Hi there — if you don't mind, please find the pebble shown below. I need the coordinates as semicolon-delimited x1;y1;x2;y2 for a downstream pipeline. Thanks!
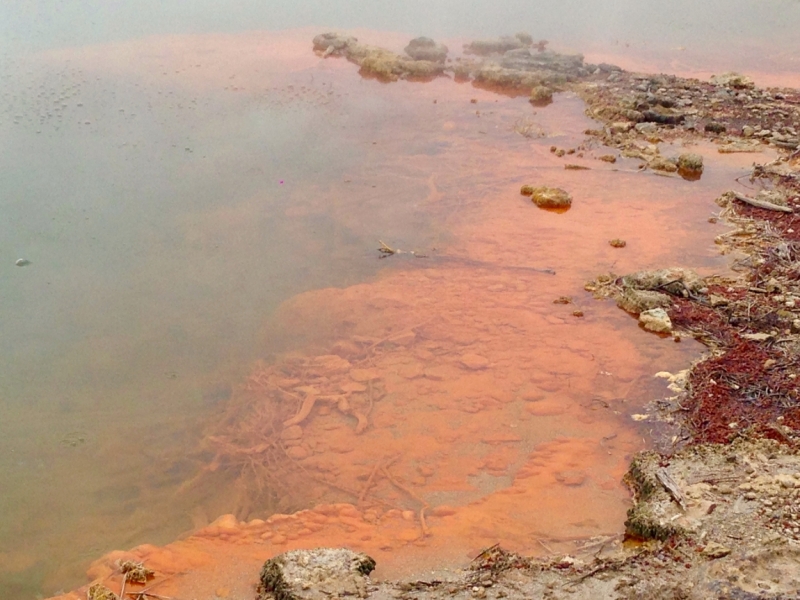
286;446;309;460
639;308;673;333
281;425;304;441
349;368;381;382
459;353;489;370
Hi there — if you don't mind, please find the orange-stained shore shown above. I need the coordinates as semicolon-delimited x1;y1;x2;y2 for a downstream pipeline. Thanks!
37;29;790;600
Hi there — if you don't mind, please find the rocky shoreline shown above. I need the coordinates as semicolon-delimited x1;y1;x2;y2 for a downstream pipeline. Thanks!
71;33;800;600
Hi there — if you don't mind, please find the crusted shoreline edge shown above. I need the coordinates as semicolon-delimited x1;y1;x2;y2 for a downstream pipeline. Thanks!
73;33;800;600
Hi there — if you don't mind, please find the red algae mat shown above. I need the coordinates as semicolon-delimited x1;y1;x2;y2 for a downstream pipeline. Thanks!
41;30;781;600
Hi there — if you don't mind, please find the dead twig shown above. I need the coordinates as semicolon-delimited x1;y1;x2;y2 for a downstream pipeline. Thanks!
656;468;687;511
381;464;431;536
730;190;793;213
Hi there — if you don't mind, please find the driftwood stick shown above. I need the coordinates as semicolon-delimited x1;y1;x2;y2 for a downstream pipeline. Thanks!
358;461;382;504
730;190;793;213
381;465;431;537
656;468;687;511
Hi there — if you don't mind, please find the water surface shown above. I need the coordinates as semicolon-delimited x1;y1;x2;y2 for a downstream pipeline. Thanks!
1;4;799;598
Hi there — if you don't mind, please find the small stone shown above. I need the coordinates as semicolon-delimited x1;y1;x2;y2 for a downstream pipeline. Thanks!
340;381;367;393
704;122;727;134
527;186;572;209
708;294;729;307
554;470;587;487
555;556;576;568
702;542;732;559
257;548;376;600
529;85;553;105
404;37;448;63
599;154;617;163
350;368;381;382
609;122;633;134
609;238;626;248
711;72;754;89
648;156;678;172
742;125;755;137
286;446;309;460
459;353;489;370
639;308;673;333
617;289;670;314
15;258;31;267
677;152;703;175
635;122;658;135
281;425;304;441
212;513;239;529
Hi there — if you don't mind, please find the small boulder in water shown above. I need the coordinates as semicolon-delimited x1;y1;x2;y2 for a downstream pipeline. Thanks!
257;548;376;600
677;152;704;179
639;308;673;334
521;185;572;209
404;37;448;63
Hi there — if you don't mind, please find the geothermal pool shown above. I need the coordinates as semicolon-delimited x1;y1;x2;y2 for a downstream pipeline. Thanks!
1;4;799;598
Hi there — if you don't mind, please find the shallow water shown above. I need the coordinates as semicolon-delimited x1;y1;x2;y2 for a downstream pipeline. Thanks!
0;5;799;598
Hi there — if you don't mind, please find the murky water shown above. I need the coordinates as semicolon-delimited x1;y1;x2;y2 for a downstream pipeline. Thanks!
1;4;799;599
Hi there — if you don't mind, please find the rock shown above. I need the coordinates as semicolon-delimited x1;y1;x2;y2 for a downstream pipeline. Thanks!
701;542;732;559
87;584;118;600
404;37;448;63
704;121;727;134
286;446;309;460
677;152;703;175
617;289;671;314
742;125;755;137
459;353;489;370
621;267;703;295
635;122;659;135
641;107;685;125
711;72;754;89
776;474;797;489
257;548;376;600
15;258;30;267
312;32;358;56
339;381;367;393
648;156;678;172
527;186;572;209
313;32;444;81
211;513;239;529
639;308;673;333
350;368;381;382
708;294;729;307
555;469;587;487
464;34;529;56
313;354;352;373
609;122;633;134
281;425;304;441
609;238;627;248
529;85;553;105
